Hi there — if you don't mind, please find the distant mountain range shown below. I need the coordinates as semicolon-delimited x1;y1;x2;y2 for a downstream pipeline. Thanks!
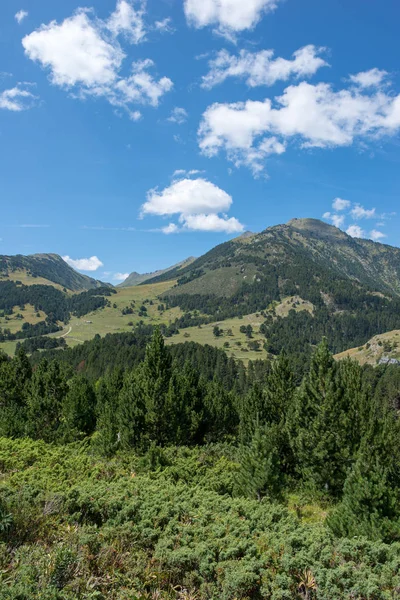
0;253;110;292
118;257;196;287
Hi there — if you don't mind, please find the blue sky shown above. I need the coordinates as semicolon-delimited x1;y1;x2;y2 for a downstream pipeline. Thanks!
1;0;399;282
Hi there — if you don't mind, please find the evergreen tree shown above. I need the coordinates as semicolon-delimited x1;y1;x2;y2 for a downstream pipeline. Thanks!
117;370;146;451
238;382;265;443
94;375;121;456
138;327;172;444
289;339;347;495
236;423;283;501
61;376;96;441
26;359;68;442
328;406;400;541
204;381;239;441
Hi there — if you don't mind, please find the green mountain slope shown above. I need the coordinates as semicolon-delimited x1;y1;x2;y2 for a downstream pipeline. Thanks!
149;218;400;297
119;257;196;287
0;253;110;292
144;218;400;360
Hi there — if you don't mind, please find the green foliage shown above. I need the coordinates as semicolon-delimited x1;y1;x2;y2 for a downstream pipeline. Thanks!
1;438;400;599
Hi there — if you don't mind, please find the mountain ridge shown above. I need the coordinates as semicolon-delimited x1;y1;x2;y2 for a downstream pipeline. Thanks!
0;253;110;292
119;257;196;287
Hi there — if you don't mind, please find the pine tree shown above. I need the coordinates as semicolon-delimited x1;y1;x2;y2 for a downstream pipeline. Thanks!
138;327;172;444
0;349;31;437
61;376;96;441
328;409;400;541
117;370;146;450
26;359;68;442
236;423;283;501
289;339;347;495
94;377;120;456
238;382;265;443
264;352;295;425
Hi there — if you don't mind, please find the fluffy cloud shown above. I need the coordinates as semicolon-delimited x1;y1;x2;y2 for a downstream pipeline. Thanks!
15;10;28;24
0;84;37;111
346;225;365;238
168;107;188;124
162;223;180;234
202;45;328;89
332;198;351;211
184;0;281;35
23;11;124;88
142;178;233;216
22;3;172;116
142;177;243;234
199;79;400;173
323;212;345;228
350;68;388;89
369;229;387;241
113;272;129;281
107;0;146;43
182;213;244;233
63;255;104;271
350;204;376;219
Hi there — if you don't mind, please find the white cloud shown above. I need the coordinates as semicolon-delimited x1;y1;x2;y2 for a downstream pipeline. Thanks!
142;177;243;234
202;45;328;89
0;84;37;111
331;214;345;228
332;197;350;211
350;68;388;89
142;178;233;216
15;10;28;24
162;223;179;234
22;4;172;116
107;0;146;44
369;229;387;242
168;107;188;124
184;0;282;35
346;225;365;238
350;204;376;219
199;79;400;174
113;272;130;280
23;11;124;88
181;213;244;233
172;169;204;178
154;18;174;33
62;255;104;271
322;212;345;229
111;59;173;108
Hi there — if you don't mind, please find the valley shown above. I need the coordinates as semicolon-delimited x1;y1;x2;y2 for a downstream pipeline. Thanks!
2;218;400;367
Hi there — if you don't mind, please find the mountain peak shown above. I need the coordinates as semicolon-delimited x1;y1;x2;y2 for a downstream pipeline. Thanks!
285;218;347;239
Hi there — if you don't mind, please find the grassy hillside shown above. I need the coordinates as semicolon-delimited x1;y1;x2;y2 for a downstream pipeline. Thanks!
335;329;400;365
166;296;313;363
0;253;109;291
0;280;181;354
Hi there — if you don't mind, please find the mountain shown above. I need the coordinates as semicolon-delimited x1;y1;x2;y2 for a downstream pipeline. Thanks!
0;253;110;292
146;218;400;297
144;218;400;359
119;257;196;287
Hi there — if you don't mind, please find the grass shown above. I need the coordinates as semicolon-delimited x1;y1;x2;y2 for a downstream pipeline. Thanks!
0;269;66;291
335;329;400;365
0;304;46;334
52;281;183;346
0;291;315;363
166;312;269;363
